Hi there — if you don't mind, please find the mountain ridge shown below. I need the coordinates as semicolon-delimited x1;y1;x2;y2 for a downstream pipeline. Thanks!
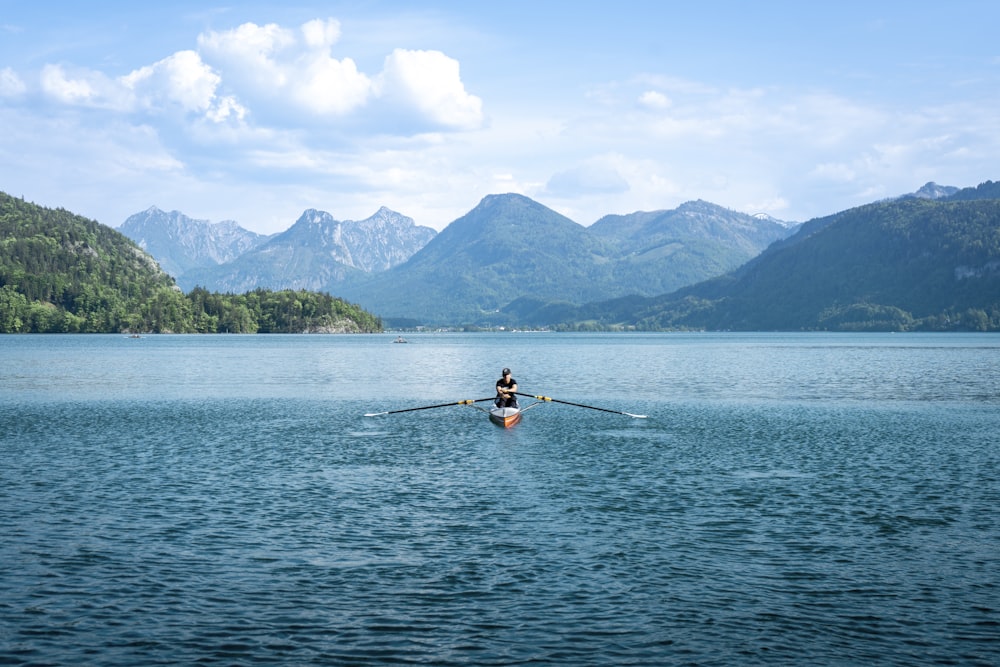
118;206;272;278
554;185;1000;331
135;206;437;292
336;193;620;323
121;192;796;325
107;180;998;330
335;193;797;324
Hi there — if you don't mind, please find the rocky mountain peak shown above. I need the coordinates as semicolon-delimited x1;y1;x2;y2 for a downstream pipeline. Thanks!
908;182;960;200
295;209;336;225
118;207;270;278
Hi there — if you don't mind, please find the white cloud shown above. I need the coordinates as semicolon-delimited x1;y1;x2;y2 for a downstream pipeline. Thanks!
205;95;248;124
197;19;372;119
36;52;244;126
197;21;296;91
39;65;89;103
301;18;341;49
375;49;483;129
638;90;671;109
292;52;371;116
0;66;26;96
193;19;480;127
16;17;483;140
40;64;129;109
123;50;224;114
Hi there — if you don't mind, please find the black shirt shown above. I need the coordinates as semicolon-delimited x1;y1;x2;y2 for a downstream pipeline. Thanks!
497;376;516;392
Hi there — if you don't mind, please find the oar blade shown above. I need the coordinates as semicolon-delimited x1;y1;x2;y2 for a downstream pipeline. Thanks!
364;397;496;417
515;392;646;419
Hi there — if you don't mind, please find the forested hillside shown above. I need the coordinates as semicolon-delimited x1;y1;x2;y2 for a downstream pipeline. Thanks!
560;194;1000;331
0;192;381;333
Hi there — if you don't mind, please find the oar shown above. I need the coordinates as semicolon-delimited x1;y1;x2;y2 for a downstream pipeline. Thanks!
365;398;495;417
515;392;647;418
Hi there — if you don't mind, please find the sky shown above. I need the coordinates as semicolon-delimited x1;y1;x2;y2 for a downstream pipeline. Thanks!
2;1;998;233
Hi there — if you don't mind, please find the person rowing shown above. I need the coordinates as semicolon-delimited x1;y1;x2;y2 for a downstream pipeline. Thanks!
365;367;645;420
495;367;519;408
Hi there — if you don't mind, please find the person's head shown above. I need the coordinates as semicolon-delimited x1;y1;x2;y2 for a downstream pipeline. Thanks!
502;368;511;378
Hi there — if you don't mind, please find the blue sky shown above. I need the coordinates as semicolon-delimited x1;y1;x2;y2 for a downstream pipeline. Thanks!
2;1;998;233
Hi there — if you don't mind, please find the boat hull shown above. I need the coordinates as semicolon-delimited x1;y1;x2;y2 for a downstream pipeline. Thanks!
489;406;521;428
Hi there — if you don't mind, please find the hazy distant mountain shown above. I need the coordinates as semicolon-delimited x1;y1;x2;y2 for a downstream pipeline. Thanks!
589;199;796;291
562;193;1000;331
179;206;435;292
337;194;798;325
118;207;271;278
279;207;436;273
591;199;794;242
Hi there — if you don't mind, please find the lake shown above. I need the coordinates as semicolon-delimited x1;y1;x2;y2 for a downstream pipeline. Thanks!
1;332;998;665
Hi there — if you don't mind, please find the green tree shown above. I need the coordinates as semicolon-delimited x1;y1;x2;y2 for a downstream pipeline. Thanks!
0;284;27;332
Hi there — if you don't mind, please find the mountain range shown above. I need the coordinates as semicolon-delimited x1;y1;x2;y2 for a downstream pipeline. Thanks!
6;179;999;332
120;206;436;293
118;195;796;325
556;180;1000;331
108;179;1000;330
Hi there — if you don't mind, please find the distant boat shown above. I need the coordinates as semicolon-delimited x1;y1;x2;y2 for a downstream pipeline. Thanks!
393;336;409;343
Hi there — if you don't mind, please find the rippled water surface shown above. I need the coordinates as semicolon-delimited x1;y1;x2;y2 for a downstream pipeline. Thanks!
2;333;998;665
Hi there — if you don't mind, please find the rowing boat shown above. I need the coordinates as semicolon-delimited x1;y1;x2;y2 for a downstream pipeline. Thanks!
365;392;645;424
489;406;522;428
